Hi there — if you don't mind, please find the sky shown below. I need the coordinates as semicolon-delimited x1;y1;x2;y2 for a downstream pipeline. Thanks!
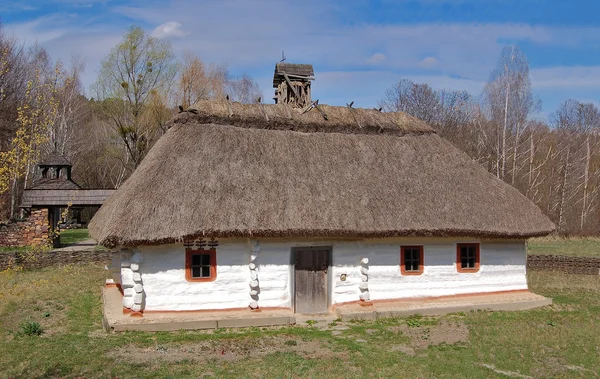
2;0;600;120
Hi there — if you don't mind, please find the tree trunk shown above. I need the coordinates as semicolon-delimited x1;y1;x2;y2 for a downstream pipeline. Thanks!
511;121;521;185
581;134;590;231
558;146;570;232
501;71;510;180
528;134;534;189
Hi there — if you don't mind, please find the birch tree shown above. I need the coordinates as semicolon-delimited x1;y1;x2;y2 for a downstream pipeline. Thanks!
228;73;262;104
483;45;538;181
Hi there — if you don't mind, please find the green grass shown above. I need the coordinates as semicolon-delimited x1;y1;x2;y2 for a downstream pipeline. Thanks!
528;236;600;257
59;228;90;246
0;246;28;253
1;263;599;378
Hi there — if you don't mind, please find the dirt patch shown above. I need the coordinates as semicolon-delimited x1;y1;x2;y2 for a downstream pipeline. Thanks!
108;335;345;363
479;363;532;379
550;304;578;312
386;320;469;349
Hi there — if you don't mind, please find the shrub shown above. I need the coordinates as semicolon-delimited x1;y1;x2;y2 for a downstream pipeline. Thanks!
19;321;44;336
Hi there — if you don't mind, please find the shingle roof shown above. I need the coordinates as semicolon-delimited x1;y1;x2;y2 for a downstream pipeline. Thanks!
21;189;116;207
28;178;81;190
273;63;314;87
38;151;72;167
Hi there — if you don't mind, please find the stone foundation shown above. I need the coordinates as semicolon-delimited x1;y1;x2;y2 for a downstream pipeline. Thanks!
0;208;50;247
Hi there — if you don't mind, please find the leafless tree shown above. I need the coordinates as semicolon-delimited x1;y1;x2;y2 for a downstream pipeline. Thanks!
228;73;261;104
483;45;540;181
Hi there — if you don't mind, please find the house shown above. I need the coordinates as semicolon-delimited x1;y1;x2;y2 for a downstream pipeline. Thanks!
88;64;555;316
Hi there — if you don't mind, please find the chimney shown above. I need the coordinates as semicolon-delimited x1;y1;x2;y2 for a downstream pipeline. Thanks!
272;63;314;108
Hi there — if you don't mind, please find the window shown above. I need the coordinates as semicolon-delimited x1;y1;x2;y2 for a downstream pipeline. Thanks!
456;243;480;273
401;246;424;275
185;249;217;282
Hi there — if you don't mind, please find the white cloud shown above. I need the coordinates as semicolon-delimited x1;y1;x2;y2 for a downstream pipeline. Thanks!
4;0;600;114
531;66;600;89
367;53;386;64
419;56;438;68
314;70;485;107
151;22;186;39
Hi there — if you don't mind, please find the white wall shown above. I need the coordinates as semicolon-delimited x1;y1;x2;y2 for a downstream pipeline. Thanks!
139;242;249;311
133;238;527;312
138;240;293;311
330;239;527;305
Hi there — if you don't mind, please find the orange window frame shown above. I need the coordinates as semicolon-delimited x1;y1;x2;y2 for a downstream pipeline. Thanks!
400;246;424;275
185;249;217;282
456;243;480;273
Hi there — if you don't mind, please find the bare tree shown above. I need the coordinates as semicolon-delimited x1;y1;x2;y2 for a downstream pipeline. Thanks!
551;100;600;232
228;73;261;104
379;79;439;124
177;52;229;108
483;45;539;181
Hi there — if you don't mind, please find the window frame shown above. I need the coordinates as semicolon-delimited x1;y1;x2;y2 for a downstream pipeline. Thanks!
456;243;480;273
400;245;424;276
185;249;217;282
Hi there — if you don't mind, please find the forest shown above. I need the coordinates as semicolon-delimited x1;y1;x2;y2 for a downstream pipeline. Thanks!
1;23;598;235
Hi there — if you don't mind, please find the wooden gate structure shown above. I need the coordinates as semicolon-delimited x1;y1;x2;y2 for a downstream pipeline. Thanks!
20;152;115;247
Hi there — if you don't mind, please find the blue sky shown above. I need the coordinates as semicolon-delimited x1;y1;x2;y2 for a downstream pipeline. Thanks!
2;0;600;120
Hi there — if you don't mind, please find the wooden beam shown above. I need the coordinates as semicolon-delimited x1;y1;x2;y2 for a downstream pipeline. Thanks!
314;101;329;121
282;72;301;100
286;74;315;81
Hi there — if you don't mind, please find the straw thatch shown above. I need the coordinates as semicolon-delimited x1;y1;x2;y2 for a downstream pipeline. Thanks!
89;102;555;248
176;100;435;136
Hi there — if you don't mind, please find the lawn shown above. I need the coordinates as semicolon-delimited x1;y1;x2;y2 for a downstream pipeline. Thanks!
0;262;599;378
59;228;90;246
528;236;600;257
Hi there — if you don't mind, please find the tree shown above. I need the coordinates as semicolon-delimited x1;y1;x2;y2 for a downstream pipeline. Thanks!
0;22;29;149
379;79;439;124
228;73;262;104
47;57;89;158
93;26;177;170
551;100;600;232
177;52;228;108
0;63;60;202
483;45;540;181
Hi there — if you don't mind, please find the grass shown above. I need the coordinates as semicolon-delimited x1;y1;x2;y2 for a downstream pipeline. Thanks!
59;228;90;246
528;236;600;257
0;246;28;253
1;263;599;378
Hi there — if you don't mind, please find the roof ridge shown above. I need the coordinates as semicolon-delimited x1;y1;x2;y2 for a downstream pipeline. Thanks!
173;100;436;137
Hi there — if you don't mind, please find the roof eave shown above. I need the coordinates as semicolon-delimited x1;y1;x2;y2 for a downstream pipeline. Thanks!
94;227;556;249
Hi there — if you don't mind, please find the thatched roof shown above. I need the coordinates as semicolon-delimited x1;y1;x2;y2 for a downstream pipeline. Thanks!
177;100;434;136
89;101;555;248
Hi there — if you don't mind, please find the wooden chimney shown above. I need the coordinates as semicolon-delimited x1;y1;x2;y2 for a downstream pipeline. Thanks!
273;63;314;108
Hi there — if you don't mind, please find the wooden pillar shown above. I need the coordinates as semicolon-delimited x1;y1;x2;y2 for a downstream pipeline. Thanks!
48;206;61;248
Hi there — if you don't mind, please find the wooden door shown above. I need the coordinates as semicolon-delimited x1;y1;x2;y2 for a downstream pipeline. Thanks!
294;247;330;314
